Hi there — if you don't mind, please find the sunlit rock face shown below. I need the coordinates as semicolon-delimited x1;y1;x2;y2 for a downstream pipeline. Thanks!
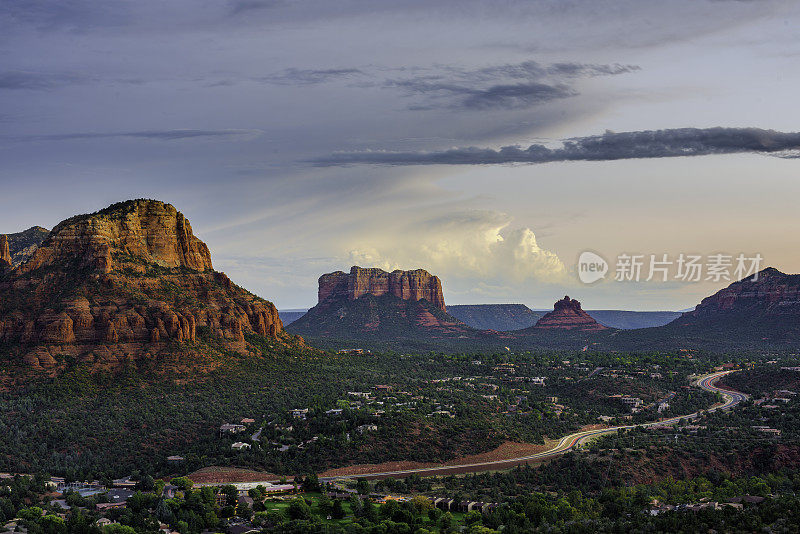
0;199;292;371
318;266;447;312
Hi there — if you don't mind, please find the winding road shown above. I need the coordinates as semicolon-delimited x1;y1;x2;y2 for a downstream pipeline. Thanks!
323;369;748;481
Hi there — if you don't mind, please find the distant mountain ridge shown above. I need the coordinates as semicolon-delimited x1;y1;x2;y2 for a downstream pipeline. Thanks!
605;267;800;350
280;305;685;330
5;226;49;267
278;309;308;325
447;304;544;331
588;310;682;329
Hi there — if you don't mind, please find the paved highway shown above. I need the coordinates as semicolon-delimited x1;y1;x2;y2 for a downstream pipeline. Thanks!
323;369;747;481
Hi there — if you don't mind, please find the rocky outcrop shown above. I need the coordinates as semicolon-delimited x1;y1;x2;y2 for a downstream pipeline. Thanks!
318;266;447;312
0;199;297;371
18;200;212;275
288;266;479;340
5;226;49;267
675;267;800;324
533;296;608;331
0;234;10;270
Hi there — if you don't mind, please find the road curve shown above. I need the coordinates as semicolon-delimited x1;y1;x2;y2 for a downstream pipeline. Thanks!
323;369;747;481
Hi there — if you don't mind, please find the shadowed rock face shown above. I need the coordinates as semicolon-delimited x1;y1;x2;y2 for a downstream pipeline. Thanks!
675;267;800;323
534;296;608;331
318;266;447;312
0;199;293;371
4;226;49;267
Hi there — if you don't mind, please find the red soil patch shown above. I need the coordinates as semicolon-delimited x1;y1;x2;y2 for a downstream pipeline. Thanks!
320;440;554;478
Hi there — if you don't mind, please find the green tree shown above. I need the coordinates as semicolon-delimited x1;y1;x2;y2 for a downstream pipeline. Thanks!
318;494;333;516
465;510;482;525
331;499;346;520
356;479;371;495
440;511;453;531
170;477;193;491
221;485;238;506
288;497;312;521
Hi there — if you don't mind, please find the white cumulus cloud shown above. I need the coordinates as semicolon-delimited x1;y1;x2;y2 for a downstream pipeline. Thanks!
343;210;567;299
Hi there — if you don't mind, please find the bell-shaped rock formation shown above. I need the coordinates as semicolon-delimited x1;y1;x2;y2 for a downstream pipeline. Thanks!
533;296;608;331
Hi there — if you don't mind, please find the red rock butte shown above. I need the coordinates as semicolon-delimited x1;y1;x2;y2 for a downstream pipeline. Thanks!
318;266;447;312
0;199;294;370
534;295;608;331
675;267;800;323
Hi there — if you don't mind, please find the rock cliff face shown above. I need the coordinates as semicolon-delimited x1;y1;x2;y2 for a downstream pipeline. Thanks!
318;266;446;312
5;226;49;267
0;199;296;371
534;296;608;331
0;234;10;270
18;200;212;275
674;267;800;324
605;267;800;350
288;266;475;341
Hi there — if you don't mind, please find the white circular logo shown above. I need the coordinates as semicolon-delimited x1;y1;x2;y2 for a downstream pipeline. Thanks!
577;251;608;284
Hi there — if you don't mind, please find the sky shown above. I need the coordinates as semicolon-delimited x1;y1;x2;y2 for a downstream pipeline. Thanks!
1;0;799;311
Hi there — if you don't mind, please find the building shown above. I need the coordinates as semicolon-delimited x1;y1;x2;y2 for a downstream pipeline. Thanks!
196;482;294;496
291;408;309;419
356;424;378;434
620;396;643;410
220;423;246;434
231;442;251;450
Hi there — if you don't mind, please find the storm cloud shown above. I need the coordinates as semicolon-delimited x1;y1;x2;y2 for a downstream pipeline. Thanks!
387;60;637;110
314;127;800;165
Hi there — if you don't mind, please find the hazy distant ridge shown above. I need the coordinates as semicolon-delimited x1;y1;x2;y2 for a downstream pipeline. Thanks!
281;305;682;330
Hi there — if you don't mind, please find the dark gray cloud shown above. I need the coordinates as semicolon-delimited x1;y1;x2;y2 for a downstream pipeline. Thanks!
462;60;639;82
12;129;263;142
228;0;282;15
462;83;575;110
0;71;92;90
387;60;637;110
0;71;151;90
313;127;800;165
389;78;576;110
257;68;364;86
0;0;130;31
